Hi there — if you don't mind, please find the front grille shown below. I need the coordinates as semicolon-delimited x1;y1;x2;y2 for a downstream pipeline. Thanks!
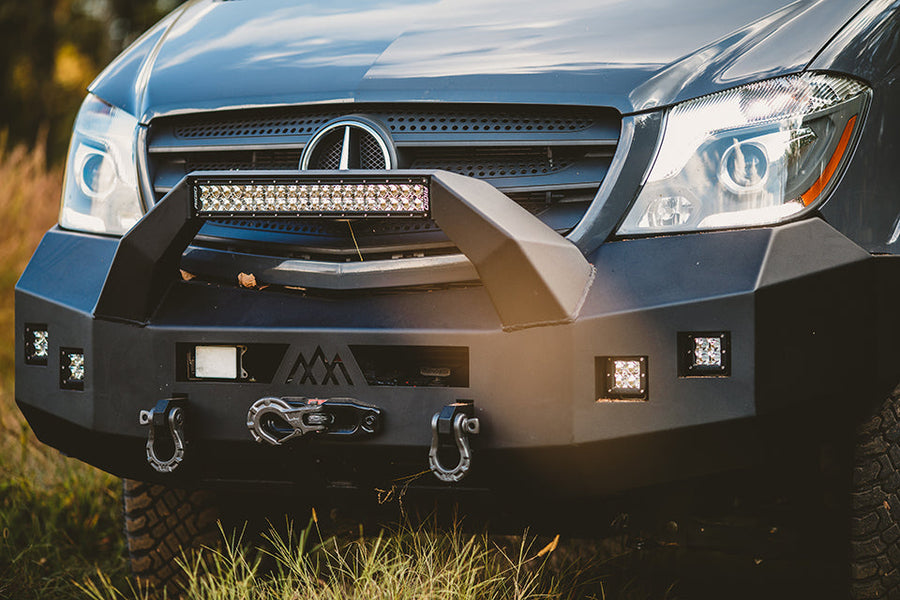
146;104;620;261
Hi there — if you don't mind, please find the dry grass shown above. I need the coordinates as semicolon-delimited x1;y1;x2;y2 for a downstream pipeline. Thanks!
0;135;63;463
0;135;62;375
80;519;585;600
0;138;129;599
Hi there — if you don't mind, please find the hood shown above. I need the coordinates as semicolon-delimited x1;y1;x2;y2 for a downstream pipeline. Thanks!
90;0;868;121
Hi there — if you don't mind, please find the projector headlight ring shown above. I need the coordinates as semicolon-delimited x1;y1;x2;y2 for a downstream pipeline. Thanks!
617;73;870;235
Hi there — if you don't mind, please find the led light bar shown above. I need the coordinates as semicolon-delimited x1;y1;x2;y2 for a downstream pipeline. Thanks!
193;176;430;218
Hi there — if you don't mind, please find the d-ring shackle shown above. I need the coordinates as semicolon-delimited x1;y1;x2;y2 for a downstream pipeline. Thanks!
139;398;187;473
429;402;480;483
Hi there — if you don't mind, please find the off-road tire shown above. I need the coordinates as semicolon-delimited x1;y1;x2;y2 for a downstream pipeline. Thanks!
122;479;220;591
851;385;900;598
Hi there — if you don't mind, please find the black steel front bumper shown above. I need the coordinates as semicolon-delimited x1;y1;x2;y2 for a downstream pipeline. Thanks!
15;171;900;499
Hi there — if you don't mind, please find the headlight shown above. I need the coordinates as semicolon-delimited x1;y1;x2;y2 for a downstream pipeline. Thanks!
617;73;870;235
59;94;143;235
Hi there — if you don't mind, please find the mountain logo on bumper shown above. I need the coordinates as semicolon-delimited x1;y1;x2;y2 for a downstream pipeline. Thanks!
285;347;353;386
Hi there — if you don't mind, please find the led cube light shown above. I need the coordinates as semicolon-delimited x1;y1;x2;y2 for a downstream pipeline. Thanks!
596;356;648;402
60;347;85;390
693;337;721;366
613;359;644;391
678;332;730;377
24;323;49;365
193;176;430;218
68;353;84;379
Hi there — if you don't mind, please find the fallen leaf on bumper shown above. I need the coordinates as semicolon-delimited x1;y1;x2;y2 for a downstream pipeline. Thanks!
238;272;257;288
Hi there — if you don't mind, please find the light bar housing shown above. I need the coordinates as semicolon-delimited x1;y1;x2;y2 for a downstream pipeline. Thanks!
95;170;594;330
193;174;430;218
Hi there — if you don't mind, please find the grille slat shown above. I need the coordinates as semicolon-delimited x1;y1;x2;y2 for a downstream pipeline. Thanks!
171;107;604;140
146;103;620;262
411;147;576;178
151;148;609;196
149;105;619;151
175;114;332;139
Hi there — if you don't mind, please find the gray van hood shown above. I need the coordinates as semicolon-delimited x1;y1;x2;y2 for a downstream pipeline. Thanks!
90;0;868;120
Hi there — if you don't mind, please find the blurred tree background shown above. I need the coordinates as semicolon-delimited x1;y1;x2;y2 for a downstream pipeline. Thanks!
0;0;182;163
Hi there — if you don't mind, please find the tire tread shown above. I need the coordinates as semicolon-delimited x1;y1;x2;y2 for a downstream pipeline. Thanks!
122;479;219;592
852;386;900;598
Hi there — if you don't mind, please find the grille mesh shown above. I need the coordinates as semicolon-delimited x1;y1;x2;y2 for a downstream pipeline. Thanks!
308;130;343;170
167;147;581;183
172;106;598;140
386;111;593;133
360;134;385;169
411;148;575;178
210;218;442;236
175;114;332;139
300;128;390;170
163;147;584;184
185;150;302;172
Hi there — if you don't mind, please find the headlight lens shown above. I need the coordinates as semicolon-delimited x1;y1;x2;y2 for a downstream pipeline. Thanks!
59;94;143;235
617;73;870;235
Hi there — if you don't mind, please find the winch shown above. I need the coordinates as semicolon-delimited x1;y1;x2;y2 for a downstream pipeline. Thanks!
246;396;383;444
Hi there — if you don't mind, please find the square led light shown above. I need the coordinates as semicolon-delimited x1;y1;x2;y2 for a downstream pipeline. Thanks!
59;347;85;390
24;323;49;365
68;353;84;379
193;345;242;380
596;356;648;402
693;337;721;367
193;176;430;218
678;332;730;377
614;360;643;390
